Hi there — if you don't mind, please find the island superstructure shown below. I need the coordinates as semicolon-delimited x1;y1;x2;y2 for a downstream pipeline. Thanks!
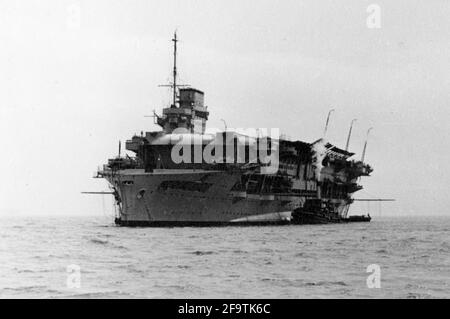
96;33;373;226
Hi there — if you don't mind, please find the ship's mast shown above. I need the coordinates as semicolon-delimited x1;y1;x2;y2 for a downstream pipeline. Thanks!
172;31;178;108
323;108;335;138
157;32;187;108
361;127;373;162
345;119;357;152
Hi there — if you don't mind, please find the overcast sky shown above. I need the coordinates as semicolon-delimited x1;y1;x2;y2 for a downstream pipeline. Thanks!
1;0;449;216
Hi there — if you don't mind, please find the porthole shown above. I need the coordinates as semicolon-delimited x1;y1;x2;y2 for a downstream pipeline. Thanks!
136;188;146;199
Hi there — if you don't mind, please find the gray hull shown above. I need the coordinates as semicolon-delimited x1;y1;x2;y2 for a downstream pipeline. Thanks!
106;169;298;225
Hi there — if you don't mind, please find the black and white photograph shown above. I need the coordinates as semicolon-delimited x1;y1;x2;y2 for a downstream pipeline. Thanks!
0;0;449;302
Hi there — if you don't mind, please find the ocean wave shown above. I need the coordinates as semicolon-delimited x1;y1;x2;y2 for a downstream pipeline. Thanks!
176;265;191;269
87;238;128;250
89;238;109;245
58;291;134;299
190;250;215;256
1;285;47;292
232;249;248;254
405;292;434;299
304;281;348;287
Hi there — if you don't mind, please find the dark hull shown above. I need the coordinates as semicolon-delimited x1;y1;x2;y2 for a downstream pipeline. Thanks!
346;215;372;223
114;218;291;227
291;211;371;225
114;215;370;227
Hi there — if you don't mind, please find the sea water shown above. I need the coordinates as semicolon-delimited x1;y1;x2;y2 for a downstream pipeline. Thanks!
0;215;448;298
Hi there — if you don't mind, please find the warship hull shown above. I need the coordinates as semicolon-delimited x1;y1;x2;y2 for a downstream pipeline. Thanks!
102;168;365;226
105;169;307;226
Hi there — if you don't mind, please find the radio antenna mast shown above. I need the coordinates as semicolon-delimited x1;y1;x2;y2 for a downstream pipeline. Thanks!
345;119;357;151
172;31;178;108
361;127;373;162
158;31;189;109
323;108;335;138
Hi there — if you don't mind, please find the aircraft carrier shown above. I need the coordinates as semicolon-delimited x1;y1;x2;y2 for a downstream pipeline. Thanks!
94;33;374;226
